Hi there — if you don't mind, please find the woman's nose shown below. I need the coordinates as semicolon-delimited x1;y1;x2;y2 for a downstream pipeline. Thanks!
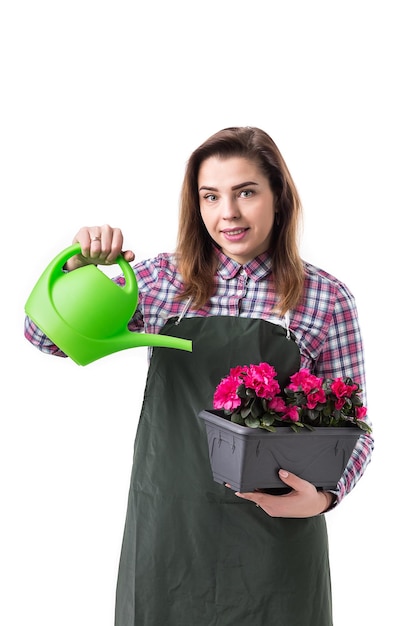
222;197;240;220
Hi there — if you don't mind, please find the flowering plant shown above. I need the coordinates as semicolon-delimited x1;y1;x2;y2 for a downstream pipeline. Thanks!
213;362;372;434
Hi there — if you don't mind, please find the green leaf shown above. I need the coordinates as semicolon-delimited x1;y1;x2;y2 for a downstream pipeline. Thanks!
245;416;261;428
307;409;319;420
261;414;276;427
231;412;245;425
250;401;264;418
323;404;332;417
241;405;252;419
356;420;372;433
261;424;277;432
237;384;247;399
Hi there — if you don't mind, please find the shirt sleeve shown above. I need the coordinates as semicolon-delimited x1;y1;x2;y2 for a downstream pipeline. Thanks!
314;284;374;506
24;315;67;357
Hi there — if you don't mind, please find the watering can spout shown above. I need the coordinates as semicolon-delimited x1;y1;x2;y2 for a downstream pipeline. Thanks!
25;243;192;365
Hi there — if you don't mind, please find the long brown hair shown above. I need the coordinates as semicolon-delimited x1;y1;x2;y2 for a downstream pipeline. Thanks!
176;127;304;315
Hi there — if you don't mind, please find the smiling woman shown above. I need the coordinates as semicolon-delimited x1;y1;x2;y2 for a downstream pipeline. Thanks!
198;155;277;264
24;126;373;626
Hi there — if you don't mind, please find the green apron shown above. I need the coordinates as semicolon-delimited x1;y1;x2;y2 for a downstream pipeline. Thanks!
115;316;332;626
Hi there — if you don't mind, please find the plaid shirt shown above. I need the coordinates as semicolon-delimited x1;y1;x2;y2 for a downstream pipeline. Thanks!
25;249;373;504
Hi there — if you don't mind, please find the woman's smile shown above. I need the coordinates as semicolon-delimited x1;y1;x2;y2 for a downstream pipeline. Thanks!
221;227;250;241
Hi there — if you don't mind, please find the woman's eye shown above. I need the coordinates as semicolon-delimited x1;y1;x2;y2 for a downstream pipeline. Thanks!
204;193;217;202
240;189;253;198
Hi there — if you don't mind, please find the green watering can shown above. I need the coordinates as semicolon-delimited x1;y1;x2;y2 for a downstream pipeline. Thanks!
25;243;192;365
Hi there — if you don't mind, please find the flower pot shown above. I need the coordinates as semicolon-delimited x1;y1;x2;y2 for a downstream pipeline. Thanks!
198;409;362;492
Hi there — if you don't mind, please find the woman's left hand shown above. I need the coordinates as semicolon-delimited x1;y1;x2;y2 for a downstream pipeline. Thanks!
230;469;335;517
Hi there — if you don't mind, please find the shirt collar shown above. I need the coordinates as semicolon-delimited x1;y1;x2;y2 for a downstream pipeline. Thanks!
214;248;273;281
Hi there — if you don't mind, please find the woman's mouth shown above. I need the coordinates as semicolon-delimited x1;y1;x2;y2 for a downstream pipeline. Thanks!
221;228;249;241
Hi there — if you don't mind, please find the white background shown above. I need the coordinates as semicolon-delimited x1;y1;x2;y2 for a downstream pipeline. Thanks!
1;1;415;624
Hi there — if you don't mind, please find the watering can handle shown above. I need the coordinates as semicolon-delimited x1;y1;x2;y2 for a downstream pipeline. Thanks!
51;242;138;293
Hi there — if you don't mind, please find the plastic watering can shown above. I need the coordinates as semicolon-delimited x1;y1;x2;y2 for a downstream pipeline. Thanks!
25;243;192;365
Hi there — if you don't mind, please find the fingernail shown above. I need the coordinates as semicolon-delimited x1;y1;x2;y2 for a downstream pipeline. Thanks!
279;469;289;478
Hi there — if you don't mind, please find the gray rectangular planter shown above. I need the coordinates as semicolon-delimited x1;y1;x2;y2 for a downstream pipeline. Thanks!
199;409;362;492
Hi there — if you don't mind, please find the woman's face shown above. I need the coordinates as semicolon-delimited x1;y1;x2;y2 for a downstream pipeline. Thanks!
198;155;276;265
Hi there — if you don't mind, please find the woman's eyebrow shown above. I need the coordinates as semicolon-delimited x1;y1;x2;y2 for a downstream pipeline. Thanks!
231;181;258;190
199;181;259;192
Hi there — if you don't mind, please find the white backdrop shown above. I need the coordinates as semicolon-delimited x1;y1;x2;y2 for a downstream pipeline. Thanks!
1;1;415;624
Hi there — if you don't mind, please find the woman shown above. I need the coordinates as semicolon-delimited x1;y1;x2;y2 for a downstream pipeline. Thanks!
25;127;374;625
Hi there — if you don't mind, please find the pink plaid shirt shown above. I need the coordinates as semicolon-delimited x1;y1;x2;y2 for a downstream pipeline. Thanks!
25;249;373;504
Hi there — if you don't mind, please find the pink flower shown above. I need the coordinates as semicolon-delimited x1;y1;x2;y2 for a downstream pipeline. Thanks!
283;406;300;422
355;406;368;420
268;396;287;413
213;377;241;411
330;378;358;409
330;378;357;400
229;365;249;379
243;362;281;399
287;369;323;395
305;388;326;409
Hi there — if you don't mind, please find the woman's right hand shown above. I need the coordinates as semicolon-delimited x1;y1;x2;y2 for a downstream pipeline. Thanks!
65;224;136;271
